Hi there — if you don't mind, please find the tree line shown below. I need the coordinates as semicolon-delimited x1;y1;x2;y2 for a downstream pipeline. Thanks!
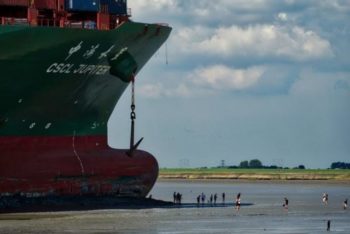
220;160;350;169
330;162;350;169
223;159;305;169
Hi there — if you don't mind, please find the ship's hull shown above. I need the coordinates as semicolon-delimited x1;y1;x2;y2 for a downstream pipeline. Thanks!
0;21;171;210
0;22;170;136
0;136;158;197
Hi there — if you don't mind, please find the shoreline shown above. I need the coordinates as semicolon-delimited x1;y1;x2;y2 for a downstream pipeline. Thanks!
158;178;350;185
158;169;350;182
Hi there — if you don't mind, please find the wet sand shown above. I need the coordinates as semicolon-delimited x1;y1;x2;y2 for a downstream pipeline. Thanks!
0;180;349;233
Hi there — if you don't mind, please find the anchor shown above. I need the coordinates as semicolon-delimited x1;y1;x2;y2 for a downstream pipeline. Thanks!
127;75;143;157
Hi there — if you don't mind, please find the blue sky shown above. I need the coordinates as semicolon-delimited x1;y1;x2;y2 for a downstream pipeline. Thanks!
109;0;350;169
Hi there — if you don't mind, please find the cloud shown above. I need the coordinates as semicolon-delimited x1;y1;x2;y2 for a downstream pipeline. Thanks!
189;65;265;91
277;12;288;21
179;24;334;61
137;83;163;98
138;83;195;98
130;0;179;13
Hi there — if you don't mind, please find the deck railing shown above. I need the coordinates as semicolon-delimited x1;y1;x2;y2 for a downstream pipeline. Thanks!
0;17;99;30
1;17;28;25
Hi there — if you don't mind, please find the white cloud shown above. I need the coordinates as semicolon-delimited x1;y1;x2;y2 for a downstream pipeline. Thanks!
189;65;265;90
179;24;333;61
137;64;265;99
138;83;163;98
130;0;179;11
277;12;288;21
138;83;193;98
129;0;180;19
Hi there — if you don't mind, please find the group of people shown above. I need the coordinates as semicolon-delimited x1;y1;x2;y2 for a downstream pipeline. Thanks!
282;193;348;213
174;191;348;213
193;192;241;210
173;192;183;204
322;192;348;210
195;192;227;205
170;191;347;232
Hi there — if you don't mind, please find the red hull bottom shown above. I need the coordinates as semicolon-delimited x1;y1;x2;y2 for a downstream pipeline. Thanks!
0;136;158;199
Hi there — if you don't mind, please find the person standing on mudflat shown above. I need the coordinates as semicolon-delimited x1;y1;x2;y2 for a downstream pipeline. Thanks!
235;193;241;211
283;197;289;211
322;193;328;205
343;199;348;210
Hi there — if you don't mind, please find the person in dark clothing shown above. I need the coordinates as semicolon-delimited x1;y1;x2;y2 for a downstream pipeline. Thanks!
283;197;289;210
173;192;176;203
214;193;217;205
222;192;225;204
344;199;348;210
235;193;241;210
197;195;200;206
176;192;182;205
201;193;205;204
327;220;331;231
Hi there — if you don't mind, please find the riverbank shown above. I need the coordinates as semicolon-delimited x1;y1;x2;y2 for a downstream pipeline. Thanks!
159;168;350;181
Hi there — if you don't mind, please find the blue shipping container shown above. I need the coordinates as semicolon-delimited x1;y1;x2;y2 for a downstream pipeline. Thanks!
65;0;99;12
100;0;127;15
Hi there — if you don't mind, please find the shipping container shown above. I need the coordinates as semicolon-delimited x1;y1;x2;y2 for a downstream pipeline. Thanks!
65;0;99;12
101;0;127;15
35;0;57;9
0;0;29;6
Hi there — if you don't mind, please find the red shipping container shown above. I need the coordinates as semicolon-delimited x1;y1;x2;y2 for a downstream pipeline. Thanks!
34;0;57;9
57;0;64;11
0;0;30;6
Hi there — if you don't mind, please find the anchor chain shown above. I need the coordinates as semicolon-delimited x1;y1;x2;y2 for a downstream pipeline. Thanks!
130;77;136;151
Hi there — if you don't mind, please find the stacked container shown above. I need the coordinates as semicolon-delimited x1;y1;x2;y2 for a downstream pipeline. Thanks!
0;0;128;15
34;0;57;9
0;0;30;6
65;0;99;12
64;0;127;14
100;0;127;15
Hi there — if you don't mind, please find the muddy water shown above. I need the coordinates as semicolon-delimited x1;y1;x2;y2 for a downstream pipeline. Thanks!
0;180;349;233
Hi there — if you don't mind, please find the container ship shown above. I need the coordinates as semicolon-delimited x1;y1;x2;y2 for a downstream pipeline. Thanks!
0;0;171;211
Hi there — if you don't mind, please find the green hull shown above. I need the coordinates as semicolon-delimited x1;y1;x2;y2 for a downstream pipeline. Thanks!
0;22;171;136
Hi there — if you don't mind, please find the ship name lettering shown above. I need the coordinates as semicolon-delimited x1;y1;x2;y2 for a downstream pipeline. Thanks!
95;65;110;75
73;64;110;75
73;64;86;74
46;63;74;74
47;63;110;76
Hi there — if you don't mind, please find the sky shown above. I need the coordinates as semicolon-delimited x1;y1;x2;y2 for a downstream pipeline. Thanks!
109;0;350;169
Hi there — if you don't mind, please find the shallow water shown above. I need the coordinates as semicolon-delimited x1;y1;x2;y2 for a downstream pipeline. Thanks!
0;180;349;233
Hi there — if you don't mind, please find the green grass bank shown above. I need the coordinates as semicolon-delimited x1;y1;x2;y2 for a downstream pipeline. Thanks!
159;168;350;181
